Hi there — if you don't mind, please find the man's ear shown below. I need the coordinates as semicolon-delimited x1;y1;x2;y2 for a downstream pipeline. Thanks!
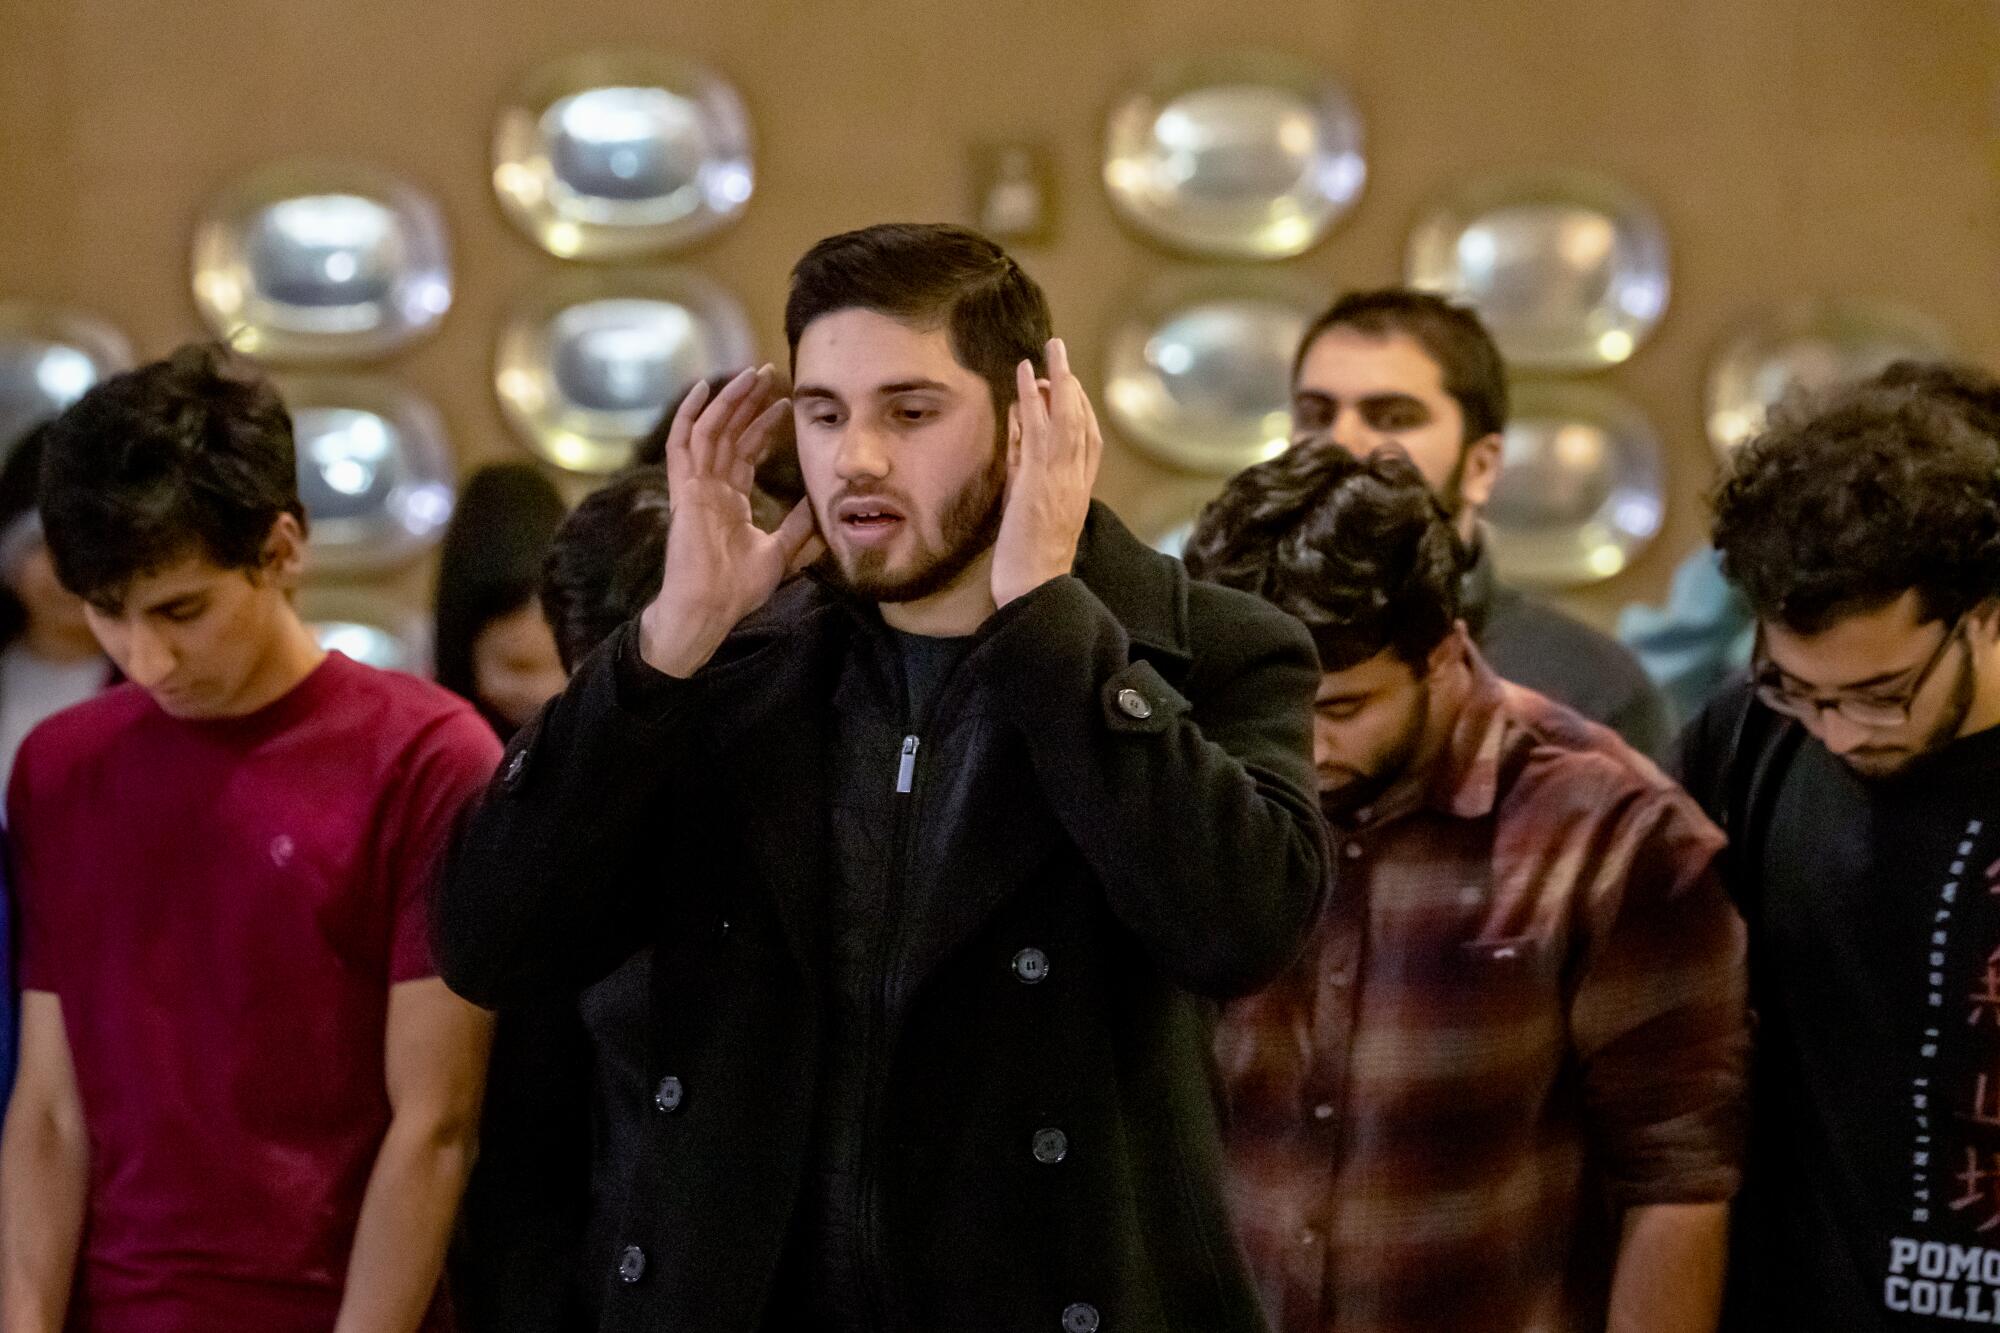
1967;598;2000;646
256;512;309;589
1425;625;1465;678
1457;432;1504;513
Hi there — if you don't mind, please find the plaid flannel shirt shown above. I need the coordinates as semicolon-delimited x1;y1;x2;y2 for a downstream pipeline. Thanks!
1218;643;1748;1333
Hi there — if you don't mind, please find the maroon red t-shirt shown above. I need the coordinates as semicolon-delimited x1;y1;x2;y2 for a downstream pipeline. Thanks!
9;651;503;1332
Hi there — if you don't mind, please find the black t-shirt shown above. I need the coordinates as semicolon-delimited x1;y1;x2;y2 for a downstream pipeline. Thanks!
791;622;976;1329
1679;686;2000;1330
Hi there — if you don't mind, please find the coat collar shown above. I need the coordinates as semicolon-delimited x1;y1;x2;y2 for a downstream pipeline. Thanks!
1071;500;1193;668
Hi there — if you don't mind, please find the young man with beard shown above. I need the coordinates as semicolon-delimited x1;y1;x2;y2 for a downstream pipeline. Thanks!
1186;444;1747;1333
0;345;499;1331
1675;368;2000;1331
1288;289;1671;753
433;223;1327;1332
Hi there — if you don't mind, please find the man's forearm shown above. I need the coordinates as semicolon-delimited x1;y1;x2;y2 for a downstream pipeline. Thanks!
0;1110;89;1333
331;1114;478;1333
1608;1201;1730;1333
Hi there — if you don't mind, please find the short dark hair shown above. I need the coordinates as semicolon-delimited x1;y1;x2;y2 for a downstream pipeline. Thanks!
39;342;305;603
434;462;567;724
1292;289;1509;442
1185;445;1466;670
784;223;1052;416
540;467;672;672
1712;381;2000;634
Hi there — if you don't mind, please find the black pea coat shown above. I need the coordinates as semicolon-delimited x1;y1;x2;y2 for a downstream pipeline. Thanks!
435;504;1327;1333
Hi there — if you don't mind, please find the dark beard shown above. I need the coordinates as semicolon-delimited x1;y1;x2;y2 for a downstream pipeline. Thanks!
822;438;1008;605
1852;648;1978;783
1318;684;1430;822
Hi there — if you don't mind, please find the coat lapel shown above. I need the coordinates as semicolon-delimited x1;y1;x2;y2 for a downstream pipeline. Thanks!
898;504;1198;990
698;592;846;976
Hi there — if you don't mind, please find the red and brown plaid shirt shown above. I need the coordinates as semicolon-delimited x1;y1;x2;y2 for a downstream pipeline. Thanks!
1217;641;1748;1333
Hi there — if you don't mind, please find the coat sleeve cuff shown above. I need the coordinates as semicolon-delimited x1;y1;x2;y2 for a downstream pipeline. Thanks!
612;617;704;721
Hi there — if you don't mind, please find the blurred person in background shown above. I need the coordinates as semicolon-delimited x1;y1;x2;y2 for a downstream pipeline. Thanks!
0;423;113;798
434;462;568;740
1191;444;1747;1333
454;465;674;1333
0;344;500;1333
1288;288;1671;756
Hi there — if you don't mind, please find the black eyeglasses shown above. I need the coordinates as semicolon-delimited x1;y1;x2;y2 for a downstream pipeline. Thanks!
1752;613;1966;728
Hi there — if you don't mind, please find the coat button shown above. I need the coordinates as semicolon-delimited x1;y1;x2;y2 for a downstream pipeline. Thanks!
1061;1302;1100;1333
1115;687;1152;720
1032;1127;1069;1164
618;1245;646;1283
653;1076;684;1113
1012;947;1050;984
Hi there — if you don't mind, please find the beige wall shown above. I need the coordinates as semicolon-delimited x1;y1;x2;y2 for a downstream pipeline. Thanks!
3;0;1995;628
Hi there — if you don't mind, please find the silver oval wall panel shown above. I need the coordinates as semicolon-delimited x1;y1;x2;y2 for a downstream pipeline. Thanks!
301;587;429;675
494;51;755;259
280;375;455;573
192;160;453;362
1103;54;1365;260
1407;172;1669;372
1486;380;1665;588
0;305;133;448
495;270;756;474
1705;301;1957;459
1105;277;1317;475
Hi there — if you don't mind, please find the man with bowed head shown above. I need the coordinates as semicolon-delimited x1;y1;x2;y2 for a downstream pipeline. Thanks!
436;223;1328;1332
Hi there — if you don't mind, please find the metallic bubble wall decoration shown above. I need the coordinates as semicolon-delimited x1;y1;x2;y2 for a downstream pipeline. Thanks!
0;305;133;448
495;269;756;474
494;51;755;259
1104;53;1365;260
192;160;452;362
301;585;431;675
1103;275;1318;475
1407;172;1670;372
1485;380;1665;588
279;374;456;573
1705;301;1957;459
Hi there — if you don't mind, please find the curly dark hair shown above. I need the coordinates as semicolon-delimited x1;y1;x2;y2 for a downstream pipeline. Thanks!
1870;359;2000;441
38;342;304;604
1712;379;2000;634
1184;445;1466;671
540;466;672;672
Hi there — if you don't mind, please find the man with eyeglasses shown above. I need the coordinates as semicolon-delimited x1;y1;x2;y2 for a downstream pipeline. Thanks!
1676;365;2000;1331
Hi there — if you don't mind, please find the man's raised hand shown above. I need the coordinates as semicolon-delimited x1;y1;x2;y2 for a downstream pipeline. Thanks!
991;338;1103;608
639;366;824;678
